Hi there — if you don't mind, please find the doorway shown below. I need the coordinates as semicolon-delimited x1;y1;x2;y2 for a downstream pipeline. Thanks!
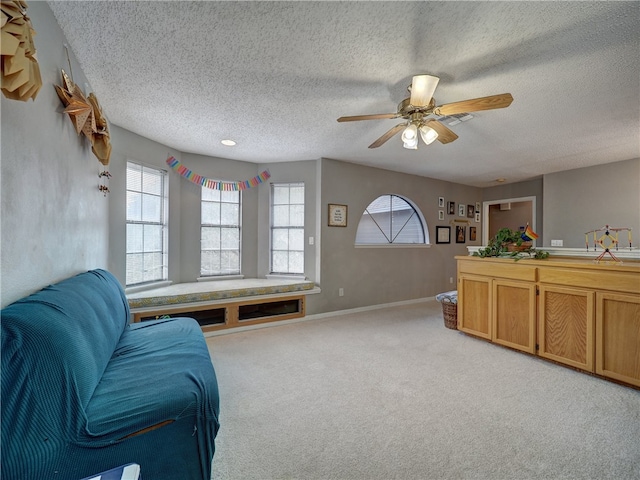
482;196;536;246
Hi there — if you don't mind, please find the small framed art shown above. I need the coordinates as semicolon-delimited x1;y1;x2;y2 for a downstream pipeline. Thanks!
438;197;445;208
448;201;455;215
436;226;451;244
438;210;444;221
458;204;466;217
470;226;477;241
467;204;475;218
456;225;466;243
328;204;347;227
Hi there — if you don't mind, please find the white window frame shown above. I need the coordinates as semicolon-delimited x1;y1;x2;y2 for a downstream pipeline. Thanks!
355;194;430;247
270;182;305;275
200;187;242;277
125;161;168;286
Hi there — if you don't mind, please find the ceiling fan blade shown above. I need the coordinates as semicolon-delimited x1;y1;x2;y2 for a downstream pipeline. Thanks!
424;119;459;144
368;123;406;149
409;74;439;107
433;93;513;116
337;113;399;122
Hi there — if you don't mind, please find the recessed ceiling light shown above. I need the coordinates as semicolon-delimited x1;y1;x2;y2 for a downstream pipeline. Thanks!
221;139;236;146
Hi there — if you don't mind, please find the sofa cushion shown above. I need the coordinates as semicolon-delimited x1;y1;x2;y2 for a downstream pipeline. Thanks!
81;317;219;443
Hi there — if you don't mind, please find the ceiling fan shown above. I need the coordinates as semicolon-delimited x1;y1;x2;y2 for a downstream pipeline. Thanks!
337;75;513;149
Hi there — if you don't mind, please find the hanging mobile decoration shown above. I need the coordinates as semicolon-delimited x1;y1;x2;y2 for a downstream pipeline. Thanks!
98;169;111;196
54;45;112;194
584;224;633;263
166;156;270;190
1;0;42;101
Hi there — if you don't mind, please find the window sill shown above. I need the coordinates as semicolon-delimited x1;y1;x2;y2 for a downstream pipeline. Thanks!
266;273;308;280
197;275;245;282
355;243;432;249
125;280;172;294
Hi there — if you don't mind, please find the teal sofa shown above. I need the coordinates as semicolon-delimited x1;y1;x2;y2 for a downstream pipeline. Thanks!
1;269;220;479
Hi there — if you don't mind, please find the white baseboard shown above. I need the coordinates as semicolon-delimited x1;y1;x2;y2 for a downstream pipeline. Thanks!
203;296;436;338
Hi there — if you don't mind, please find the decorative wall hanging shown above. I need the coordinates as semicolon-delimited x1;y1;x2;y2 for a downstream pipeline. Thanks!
1;0;42;101
166;156;270;190
54;50;113;195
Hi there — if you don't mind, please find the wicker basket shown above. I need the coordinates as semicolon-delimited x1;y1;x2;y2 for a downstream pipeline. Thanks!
441;299;458;330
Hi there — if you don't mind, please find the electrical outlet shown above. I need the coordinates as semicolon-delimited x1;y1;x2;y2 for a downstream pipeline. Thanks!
338;288;344;297
309;236;314;245
551;239;563;247
449;277;454;284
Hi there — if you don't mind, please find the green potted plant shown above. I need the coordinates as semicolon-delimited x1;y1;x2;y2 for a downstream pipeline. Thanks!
473;227;549;260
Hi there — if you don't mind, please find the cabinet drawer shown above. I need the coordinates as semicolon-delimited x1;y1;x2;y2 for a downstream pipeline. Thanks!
458;260;537;282
539;267;640;294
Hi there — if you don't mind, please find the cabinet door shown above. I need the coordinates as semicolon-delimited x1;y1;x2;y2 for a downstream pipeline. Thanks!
596;292;640;387
492;279;536;353
538;285;594;371
458;274;491;339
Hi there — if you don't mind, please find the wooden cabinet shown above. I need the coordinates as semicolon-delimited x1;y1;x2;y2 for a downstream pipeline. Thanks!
596;292;640;386
538;285;594;371
456;256;640;388
458;275;491;339
493;279;536;354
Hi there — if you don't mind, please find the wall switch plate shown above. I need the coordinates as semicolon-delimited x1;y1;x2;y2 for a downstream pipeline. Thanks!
309;236;314;245
551;239;563;246
338;288;344;297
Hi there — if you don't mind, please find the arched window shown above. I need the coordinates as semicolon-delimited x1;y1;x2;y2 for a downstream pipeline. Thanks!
355;194;429;245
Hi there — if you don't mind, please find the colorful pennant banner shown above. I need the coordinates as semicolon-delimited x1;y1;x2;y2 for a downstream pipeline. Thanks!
166;156;270;190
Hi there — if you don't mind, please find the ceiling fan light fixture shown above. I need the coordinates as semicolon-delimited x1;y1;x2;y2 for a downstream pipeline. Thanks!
403;138;418;150
419;125;439;145
410;74;440;107
401;123;418;143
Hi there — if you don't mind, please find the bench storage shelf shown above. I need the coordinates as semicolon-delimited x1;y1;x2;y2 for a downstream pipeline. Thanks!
128;279;317;333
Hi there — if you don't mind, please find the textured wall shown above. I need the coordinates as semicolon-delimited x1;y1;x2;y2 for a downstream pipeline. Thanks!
308;159;481;315
1;2;108;308
543;158;640;248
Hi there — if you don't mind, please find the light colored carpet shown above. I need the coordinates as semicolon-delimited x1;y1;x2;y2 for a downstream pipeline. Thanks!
207;300;640;480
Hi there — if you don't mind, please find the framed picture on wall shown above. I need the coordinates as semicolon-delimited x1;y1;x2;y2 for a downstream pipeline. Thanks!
458;204;466;217
475;202;481;213
456;225;466;243
436;226;451;244
438;210;444;221
475;212;481;223
438;197;445;208
467;204;475;218
328;204;347;227
470;226;477;241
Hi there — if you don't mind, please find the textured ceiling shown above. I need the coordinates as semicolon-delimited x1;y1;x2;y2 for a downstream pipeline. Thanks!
47;1;639;187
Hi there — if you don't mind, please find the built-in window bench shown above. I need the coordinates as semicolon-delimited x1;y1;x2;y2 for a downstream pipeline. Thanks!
127;279;319;333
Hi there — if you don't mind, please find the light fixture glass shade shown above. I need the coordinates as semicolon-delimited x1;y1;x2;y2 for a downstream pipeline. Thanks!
403;139;418;149
401;124;418;143
410;75;440;107
419;125;439;145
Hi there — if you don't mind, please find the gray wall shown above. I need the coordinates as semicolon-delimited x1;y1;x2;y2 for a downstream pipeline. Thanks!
1;1;108;307
308;159;481;314
543;158;640;248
